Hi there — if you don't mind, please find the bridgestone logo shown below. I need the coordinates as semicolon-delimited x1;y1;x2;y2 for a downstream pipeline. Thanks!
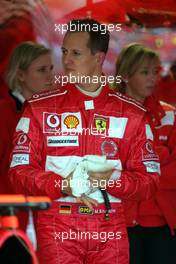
47;136;79;147
48;139;77;144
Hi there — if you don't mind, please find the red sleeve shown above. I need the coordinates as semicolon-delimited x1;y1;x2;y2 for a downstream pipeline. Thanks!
107;117;160;200
158;112;176;190
159;161;176;190
8;103;63;200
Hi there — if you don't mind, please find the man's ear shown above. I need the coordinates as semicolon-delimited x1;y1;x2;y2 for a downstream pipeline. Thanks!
95;52;105;65
17;69;25;82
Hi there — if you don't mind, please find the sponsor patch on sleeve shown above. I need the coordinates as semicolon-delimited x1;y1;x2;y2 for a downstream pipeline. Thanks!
13;133;31;153
10;154;29;167
143;161;160;174
142;141;159;161
16;118;30;133
145;124;154;141
160;111;174;126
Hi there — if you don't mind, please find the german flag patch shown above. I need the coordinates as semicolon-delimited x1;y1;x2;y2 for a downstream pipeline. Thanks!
59;205;72;214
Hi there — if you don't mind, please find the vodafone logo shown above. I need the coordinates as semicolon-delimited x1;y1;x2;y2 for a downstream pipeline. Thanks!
47;115;60;128
142;141;159;161
14;133;30;153
145;142;154;153
43;112;61;133
17;134;28;145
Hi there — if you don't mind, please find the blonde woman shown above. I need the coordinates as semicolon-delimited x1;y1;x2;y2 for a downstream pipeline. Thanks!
114;43;176;264
6;41;54;103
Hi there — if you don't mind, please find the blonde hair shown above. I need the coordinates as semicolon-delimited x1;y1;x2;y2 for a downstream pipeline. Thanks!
114;43;159;93
6;41;51;91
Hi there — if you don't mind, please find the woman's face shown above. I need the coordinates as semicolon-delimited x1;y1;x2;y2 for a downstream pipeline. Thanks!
125;58;160;103
19;53;54;99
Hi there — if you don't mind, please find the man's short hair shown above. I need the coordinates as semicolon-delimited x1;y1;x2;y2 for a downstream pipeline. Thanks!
66;18;109;54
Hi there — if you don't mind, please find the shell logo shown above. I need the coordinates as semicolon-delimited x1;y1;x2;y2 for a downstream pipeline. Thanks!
64;115;79;129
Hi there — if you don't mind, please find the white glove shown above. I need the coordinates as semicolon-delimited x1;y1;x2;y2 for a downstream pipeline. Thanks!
71;155;115;197
71;162;90;197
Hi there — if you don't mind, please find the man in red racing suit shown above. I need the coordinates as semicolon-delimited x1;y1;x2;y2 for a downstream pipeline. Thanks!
9;19;160;264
